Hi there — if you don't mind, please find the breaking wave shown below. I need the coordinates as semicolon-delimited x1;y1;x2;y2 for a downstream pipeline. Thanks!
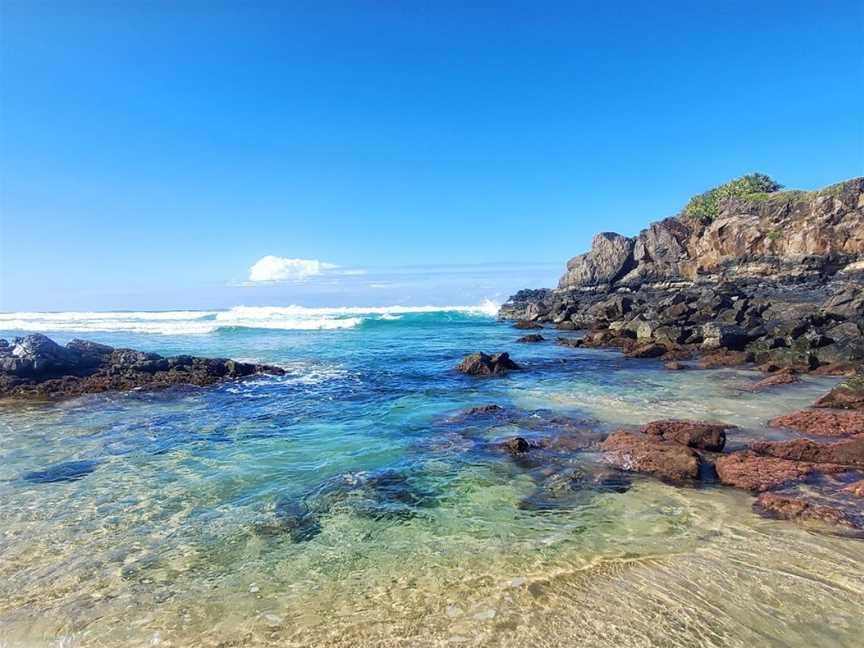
0;300;500;336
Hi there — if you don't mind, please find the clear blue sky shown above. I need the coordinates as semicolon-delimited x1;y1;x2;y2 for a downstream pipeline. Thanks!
1;0;862;311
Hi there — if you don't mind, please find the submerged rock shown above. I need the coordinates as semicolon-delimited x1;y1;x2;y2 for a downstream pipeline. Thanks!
456;352;521;376
600;431;702;481
753;492;858;529
23;459;99;484
748;369;800;391
640;419;731;452
0;334;285;400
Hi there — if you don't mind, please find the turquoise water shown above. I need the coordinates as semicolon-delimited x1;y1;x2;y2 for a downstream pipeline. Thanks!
1;308;862;647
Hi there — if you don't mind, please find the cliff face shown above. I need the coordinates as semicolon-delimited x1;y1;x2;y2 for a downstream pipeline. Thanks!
558;178;864;291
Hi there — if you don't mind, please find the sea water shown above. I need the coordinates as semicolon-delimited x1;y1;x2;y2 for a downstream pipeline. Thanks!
0;306;862;647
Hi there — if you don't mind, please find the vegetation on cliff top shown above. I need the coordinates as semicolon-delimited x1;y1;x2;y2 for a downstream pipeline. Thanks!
683;173;783;223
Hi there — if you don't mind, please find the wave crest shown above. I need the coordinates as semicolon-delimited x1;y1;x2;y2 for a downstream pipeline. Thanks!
0;301;500;335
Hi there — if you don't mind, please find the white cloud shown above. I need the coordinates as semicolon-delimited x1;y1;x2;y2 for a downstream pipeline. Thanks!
248;256;338;283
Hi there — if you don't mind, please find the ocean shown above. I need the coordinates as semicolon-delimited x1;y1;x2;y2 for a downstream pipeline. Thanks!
0;305;862;647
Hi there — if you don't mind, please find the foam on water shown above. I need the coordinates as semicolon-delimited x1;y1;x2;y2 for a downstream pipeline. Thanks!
0;300;500;335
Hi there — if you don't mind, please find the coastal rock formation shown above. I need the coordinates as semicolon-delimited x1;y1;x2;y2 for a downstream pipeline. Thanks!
456;352;521;376
516;334;545;343
0;334;284;400
599;431;702;481
499;177;864;371
753;493;856;529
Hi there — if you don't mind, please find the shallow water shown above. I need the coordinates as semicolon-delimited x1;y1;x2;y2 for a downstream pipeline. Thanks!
1;310;862;647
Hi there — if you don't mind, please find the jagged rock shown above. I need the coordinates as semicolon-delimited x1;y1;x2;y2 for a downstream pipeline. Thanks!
0;334;284;400
698;350;749;368
600;431;701;481
769;409;864;436
462;404;504;416
559;232;634;289
456;352;521;376
640;419;730;451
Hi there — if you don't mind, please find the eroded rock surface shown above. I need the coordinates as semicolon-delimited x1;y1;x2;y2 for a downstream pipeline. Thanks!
456;352;521;376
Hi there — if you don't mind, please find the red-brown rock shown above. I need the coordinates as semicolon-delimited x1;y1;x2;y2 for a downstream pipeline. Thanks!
699;350;750;369
750;437;864;468
748;369;800;391
768;409;864;436
714;452;815;492
753;493;855;528
625;343;668;359
600;431;701;481
640;419;731;451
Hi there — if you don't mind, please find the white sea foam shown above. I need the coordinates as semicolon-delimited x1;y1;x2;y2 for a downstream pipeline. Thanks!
0;300;500;336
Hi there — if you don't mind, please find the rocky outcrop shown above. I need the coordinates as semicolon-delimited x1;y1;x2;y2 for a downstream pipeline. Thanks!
0;334;284;400
500;177;864;370
516;334;545;343
553;178;864;292
456;352;521;376
753;493;856;528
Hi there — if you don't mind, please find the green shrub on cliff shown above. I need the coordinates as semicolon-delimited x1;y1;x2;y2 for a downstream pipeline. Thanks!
683;173;783;223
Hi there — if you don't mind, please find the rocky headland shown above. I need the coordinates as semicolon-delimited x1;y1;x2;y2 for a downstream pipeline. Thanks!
0;333;284;400
495;175;864;533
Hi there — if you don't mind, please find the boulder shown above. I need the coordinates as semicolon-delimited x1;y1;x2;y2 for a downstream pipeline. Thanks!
768;410;864;436
750;437;864;468
558;232;634;289
640;419;730;451
516;334;545;343
513;320;542;330
8;334;82;378
600;431;701;481
624;343;667;359
698;350;750;368
456;352;521;376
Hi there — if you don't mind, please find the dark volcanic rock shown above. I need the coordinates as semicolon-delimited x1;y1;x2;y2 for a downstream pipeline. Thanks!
456;352;521;376
517;334;545;343
0;334;284;400
641;419;731;451
768;409;864;436
462;404;504;416
503;437;532;455
513;320;543;330
498;178;864;373
600;431;701;481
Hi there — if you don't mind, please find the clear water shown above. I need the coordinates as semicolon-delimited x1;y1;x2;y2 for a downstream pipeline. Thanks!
1;309;862;647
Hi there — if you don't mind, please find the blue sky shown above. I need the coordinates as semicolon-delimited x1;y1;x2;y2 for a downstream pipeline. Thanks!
1;1;862;311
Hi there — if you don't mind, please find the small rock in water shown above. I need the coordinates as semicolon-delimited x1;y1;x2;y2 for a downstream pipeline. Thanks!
249;583;260;593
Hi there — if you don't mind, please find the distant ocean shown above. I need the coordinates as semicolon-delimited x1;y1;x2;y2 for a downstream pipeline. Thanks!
0;305;861;647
